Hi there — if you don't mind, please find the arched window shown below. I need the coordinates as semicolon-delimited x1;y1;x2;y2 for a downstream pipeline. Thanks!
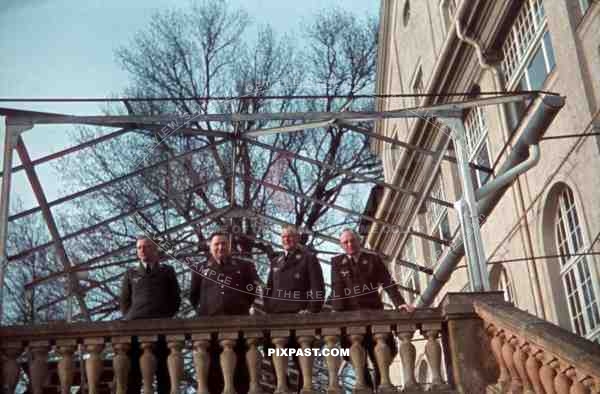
497;267;514;302
554;187;600;340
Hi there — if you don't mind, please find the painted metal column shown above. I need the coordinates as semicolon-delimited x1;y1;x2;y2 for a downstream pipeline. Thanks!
440;117;490;291
0;119;32;322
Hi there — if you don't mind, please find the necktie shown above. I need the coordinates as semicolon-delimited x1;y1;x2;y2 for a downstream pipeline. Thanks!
145;264;151;274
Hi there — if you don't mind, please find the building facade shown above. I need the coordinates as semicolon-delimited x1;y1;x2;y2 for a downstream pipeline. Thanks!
373;0;600;386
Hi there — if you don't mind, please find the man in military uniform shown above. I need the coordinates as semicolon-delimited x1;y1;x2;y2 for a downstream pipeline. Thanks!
119;235;181;394
264;225;325;314
330;228;414;389
189;232;260;394
264;225;325;392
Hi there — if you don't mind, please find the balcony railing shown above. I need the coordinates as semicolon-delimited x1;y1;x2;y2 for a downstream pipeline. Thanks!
1;293;598;393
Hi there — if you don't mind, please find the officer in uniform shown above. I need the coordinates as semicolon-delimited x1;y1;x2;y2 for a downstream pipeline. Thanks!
264;225;325;314
330;228;414;389
120;235;181;394
189;232;260;394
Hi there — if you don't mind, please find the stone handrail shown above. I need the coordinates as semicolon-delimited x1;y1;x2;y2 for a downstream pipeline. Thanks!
0;308;450;393
474;300;600;394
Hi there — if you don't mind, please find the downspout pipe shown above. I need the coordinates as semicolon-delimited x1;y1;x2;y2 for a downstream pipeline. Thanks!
454;8;545;318
416;94;565;307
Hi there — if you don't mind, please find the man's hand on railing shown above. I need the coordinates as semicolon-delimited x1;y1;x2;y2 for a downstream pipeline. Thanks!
397;304;415;313
297;309;311;314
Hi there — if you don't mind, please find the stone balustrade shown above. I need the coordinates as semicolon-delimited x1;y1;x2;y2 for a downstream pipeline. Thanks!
474;300;600;394
0;308;450;394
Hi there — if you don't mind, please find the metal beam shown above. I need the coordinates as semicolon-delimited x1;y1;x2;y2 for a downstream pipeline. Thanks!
242;175;409;234
8;175;229;262
15;137;92;321
392;132;453;261
24;206;231;288
0;121;32;323
8;139;230;222
243;137;453;209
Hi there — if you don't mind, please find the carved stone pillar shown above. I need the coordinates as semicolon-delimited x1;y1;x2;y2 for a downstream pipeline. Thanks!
84;339;105;394
112;337;131;394
2;343;23;394
297;330;316;394
501;334;523;393
192;334;211;394
347;326;370;394
551;361;571;394
372;325;394;394
271;330;292;394
512;341;534;394
489;326;510;393
29;341;49;394
139;336;157;394
421;323;444;388
538;353;557;394
321;328;343;394
566;369;591;394
167;335;185;394
56;340;77;394
220;332;238;394
397;324;417;391
524;347;545;394
245;332;263;394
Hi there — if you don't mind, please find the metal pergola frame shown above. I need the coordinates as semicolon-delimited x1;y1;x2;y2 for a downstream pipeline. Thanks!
0;92;541;322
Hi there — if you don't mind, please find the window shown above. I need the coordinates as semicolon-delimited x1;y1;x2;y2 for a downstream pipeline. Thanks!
403;0;411;27
412;66;424;106
464;106;492;187
403;273;419;305
497;268;514;302
579;0;591;15
502;0;556;90
440;0;458;35
554;187;600;341
427;175;450;262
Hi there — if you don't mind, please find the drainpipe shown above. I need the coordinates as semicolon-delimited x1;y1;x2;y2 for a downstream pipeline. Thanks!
417;94;565;307
454;15;546;318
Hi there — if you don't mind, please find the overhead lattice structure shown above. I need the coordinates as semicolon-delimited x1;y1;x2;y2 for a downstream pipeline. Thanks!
0;91;563;327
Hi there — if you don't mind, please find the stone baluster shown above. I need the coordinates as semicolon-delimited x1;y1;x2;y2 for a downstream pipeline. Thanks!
524;345;545;394
56;340;77;394
551;361;572;394
139;336;157;394
167;335;185;394
487;324;510;392
501;332;523;393
245;331;263;394
271;330;292;394
2;343;23;394
372;325;394;394
84;338;105;394
512;340;534;394
112;337;131;394
538;353;557;394
397;324;417;391
220;332;239;394
29;341;49;394
192;334;211;394
297;329;316;394
321;328;343;394
566;369;593;394
421;323;444;389
347;326;370;394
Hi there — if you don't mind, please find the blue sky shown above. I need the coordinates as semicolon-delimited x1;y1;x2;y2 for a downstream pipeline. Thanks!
0;0;379;210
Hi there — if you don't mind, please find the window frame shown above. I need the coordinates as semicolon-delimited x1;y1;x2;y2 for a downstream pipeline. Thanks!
554;187;600;341
502;0;556;90
464;106;492;187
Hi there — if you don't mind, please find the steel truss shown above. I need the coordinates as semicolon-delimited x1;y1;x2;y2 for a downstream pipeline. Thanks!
0;91;544;321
